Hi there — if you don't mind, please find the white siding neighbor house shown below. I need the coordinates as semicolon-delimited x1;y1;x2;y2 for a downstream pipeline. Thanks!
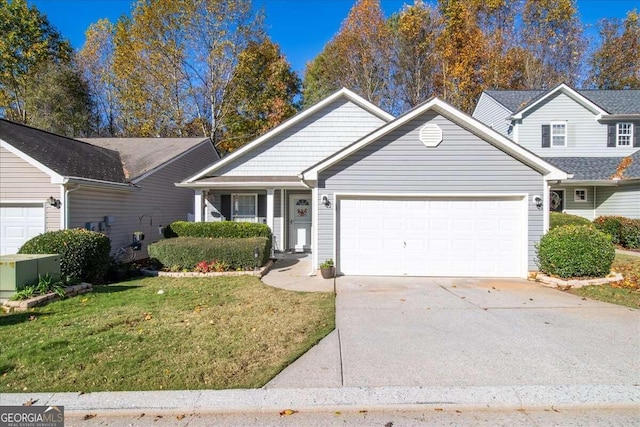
473;84;640;220
0;119;219;257
179;88;567;278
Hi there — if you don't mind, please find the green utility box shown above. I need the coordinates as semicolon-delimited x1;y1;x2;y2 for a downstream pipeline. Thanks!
0;254;61;300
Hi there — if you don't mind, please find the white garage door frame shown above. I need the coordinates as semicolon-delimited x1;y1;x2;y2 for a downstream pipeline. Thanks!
0;200;47;255
333;192;529;278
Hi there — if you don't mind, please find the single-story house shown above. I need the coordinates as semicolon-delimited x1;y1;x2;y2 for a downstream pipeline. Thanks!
0;119;219;257
178;89;567;278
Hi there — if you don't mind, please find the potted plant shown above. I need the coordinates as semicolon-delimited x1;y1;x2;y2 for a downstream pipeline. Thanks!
320;259;335;279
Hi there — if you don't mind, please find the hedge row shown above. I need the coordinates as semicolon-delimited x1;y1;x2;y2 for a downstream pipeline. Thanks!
148;237;270;271
593;216;640;249
19;229;111;283
536;225;615;279
549;212;592;229
166;221;272;239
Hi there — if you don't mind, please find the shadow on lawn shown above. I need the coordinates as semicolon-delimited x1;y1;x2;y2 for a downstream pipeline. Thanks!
0;311;54;327
92;284;142;294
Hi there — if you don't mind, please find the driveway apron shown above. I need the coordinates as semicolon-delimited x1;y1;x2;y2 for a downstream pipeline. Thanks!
266;276;640;389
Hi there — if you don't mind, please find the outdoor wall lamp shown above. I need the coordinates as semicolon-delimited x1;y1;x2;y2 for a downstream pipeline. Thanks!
47;196;61;208
321;195;331;208
533;195;543;209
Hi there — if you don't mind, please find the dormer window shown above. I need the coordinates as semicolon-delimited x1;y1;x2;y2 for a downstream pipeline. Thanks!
617;123;632;146
551;122;567;147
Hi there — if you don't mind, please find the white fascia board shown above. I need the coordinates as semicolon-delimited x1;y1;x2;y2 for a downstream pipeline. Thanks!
132;139;214;184
175;181;309;189
183;88;394;183
1;139;65;183
511;83;608;120
303;98;568;181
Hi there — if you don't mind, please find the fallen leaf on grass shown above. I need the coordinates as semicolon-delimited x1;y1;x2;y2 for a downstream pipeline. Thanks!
279;409;298;417
28;315;37;321
22;398;37;406
144;312;152;321
83;414;96;420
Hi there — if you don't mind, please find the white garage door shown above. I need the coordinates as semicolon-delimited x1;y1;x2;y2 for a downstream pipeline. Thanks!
338;197;525;277
0;204;45;255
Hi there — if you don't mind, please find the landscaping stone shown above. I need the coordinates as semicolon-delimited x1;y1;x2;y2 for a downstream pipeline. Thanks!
2;283;92;312
141;259;275;279
529;272;623;289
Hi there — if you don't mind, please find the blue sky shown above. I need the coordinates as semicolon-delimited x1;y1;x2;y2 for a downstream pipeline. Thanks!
31;0;638;75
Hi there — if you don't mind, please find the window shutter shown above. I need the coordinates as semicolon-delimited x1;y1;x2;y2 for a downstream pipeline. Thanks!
541;124;550;147
634;124;640;147
258;195;267;218
221;195;231;220
607;124;616;147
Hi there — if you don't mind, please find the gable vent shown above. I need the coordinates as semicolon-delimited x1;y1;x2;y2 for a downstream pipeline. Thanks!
419;124;443;147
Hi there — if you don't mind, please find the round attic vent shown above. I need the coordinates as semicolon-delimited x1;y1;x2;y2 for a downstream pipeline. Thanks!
419;123;443;147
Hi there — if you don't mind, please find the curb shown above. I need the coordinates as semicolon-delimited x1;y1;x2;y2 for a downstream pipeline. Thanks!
2;385;638;416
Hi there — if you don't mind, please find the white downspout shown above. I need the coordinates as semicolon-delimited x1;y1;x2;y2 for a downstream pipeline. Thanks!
543;181;550;233
64;184;82;229
593;186;597;220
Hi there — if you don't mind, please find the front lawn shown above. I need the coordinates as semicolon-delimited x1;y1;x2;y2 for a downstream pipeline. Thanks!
0;276;335;392
568;254;640;309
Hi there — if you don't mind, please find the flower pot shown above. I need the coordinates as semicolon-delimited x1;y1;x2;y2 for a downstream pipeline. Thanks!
320;266;335;279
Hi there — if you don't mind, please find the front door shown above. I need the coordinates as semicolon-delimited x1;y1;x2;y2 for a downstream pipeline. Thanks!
289;194;312;252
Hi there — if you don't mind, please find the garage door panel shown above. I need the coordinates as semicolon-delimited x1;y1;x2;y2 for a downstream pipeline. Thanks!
1;204;45;255
338;197;524;277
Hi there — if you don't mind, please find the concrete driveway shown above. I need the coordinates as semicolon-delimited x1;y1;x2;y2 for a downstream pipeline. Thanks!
267;276;640;389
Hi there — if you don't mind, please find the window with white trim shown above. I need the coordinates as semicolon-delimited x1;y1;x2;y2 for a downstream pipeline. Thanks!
617;123;632;146
551;121;567;147
231;194;257;222
574;189;587;203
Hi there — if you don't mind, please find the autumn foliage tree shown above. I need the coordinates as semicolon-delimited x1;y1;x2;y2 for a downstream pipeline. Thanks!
218;39;300;153
588;10;640;89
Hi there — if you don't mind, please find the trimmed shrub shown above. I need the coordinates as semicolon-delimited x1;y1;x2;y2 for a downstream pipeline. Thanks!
549;212;592;229
620;219;640;249
593;216;625;244
166;221;272;256
19;229;111;283
148;237;270;271
536;225;615;279
593;216;640;248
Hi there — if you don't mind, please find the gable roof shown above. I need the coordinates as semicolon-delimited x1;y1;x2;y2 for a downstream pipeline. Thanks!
303;97;568;181
184;88;394;183
544;152;640;181
80;137;214;181
0;119;127;184
485;85;640;116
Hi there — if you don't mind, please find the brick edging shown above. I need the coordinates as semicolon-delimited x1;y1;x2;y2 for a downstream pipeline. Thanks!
2;283;93;312
141;259;276;279
529;272;623;289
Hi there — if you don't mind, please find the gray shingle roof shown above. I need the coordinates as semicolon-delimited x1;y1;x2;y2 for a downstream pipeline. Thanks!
0;119;127;183
485;89;640;114
544;153;640;180
80;138;212;180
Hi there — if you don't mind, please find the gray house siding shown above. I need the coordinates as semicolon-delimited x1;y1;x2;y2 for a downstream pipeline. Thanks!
215;99;387;176
552;185;596;219
0;146;61;232
472;92;513;137
515;92;637;157
317;111;545;271
596;185;640;219
69;142;217;259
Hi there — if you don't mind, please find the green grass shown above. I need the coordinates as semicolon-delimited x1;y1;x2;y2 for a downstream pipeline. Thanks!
0;276;335;392
568;254;640;309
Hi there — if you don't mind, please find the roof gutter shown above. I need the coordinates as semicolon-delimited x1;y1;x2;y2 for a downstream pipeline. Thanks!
61;177;139;191
554;178;640;186
597;114;640;122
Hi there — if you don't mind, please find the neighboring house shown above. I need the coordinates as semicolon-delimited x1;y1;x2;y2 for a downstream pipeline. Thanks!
0;119;219;256
179;88;567;278
473;83;640;219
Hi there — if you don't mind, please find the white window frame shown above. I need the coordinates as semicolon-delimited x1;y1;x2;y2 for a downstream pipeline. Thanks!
231;193;257;222
550;121;567;147
574;188;588;203
616;123;632;147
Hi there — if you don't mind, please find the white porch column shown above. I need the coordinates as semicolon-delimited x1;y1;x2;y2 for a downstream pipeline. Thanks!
266;189;275;231
194;190;203;222
543;181;550;232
